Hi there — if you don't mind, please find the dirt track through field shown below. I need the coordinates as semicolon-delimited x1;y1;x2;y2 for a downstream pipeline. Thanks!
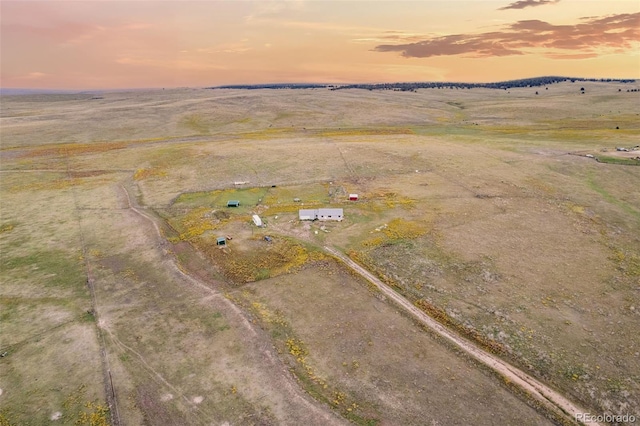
323;247;601;426
68;162;122;426
118;178;597;425
118;182;345;426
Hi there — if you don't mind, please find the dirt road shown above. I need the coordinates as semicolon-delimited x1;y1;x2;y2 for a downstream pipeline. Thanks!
324;246;600;426
116;180;597;425
118;182;345;426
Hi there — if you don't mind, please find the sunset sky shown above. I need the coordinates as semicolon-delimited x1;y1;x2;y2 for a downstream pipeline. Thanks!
1;1;639;89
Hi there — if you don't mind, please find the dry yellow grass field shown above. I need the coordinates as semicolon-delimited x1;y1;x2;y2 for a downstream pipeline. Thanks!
1;81;639;425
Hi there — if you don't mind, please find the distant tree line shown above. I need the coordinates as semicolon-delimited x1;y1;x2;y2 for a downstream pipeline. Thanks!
207;76;635;92
329;76;637;91
208;83;335;90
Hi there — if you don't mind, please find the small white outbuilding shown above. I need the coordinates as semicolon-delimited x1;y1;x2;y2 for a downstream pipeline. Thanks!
252;214;263;227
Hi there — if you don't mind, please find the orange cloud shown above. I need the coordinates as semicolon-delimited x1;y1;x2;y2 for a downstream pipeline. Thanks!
17;72;47;80
498;0;560;11
374;13;640;58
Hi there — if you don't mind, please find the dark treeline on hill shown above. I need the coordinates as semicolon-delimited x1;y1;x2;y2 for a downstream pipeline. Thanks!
211;83;333;90
209;76;635;91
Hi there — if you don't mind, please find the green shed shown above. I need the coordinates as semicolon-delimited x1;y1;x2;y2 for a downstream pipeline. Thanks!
227;200;240;207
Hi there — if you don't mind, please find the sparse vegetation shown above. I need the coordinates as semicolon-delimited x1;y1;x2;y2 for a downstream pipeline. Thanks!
2;81;639;425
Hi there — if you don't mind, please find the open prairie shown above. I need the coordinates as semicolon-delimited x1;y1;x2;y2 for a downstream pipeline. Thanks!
1;81;639;425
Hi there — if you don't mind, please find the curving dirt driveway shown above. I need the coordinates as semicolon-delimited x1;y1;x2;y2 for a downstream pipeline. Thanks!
117;182;345;426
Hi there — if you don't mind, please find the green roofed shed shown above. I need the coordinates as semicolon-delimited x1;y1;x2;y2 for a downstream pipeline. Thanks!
227;200;240;207
216;237;227;246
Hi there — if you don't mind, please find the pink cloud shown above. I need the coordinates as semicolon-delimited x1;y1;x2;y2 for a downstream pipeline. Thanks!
374;13;640;58
499;0;561;11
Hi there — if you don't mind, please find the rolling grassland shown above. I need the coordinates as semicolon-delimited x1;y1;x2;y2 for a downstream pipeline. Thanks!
1;81;638;425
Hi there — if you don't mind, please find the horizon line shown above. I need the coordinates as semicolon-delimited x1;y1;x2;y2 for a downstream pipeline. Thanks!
1;75;637;95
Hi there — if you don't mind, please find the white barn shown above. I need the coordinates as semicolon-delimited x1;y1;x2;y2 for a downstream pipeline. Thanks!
298;208;343;221
299;209;317;221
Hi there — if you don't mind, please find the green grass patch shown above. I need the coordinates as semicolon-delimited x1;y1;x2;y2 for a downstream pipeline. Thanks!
236;127;299;140
1;250;86;291
80;309;97;323
594;155;640;166
317;127;414;137
586;172;640;221
179;113;210;134
262;183;330;206
172;187;269;210
0;296;21;323
171;190;220;207
0;295;81;323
